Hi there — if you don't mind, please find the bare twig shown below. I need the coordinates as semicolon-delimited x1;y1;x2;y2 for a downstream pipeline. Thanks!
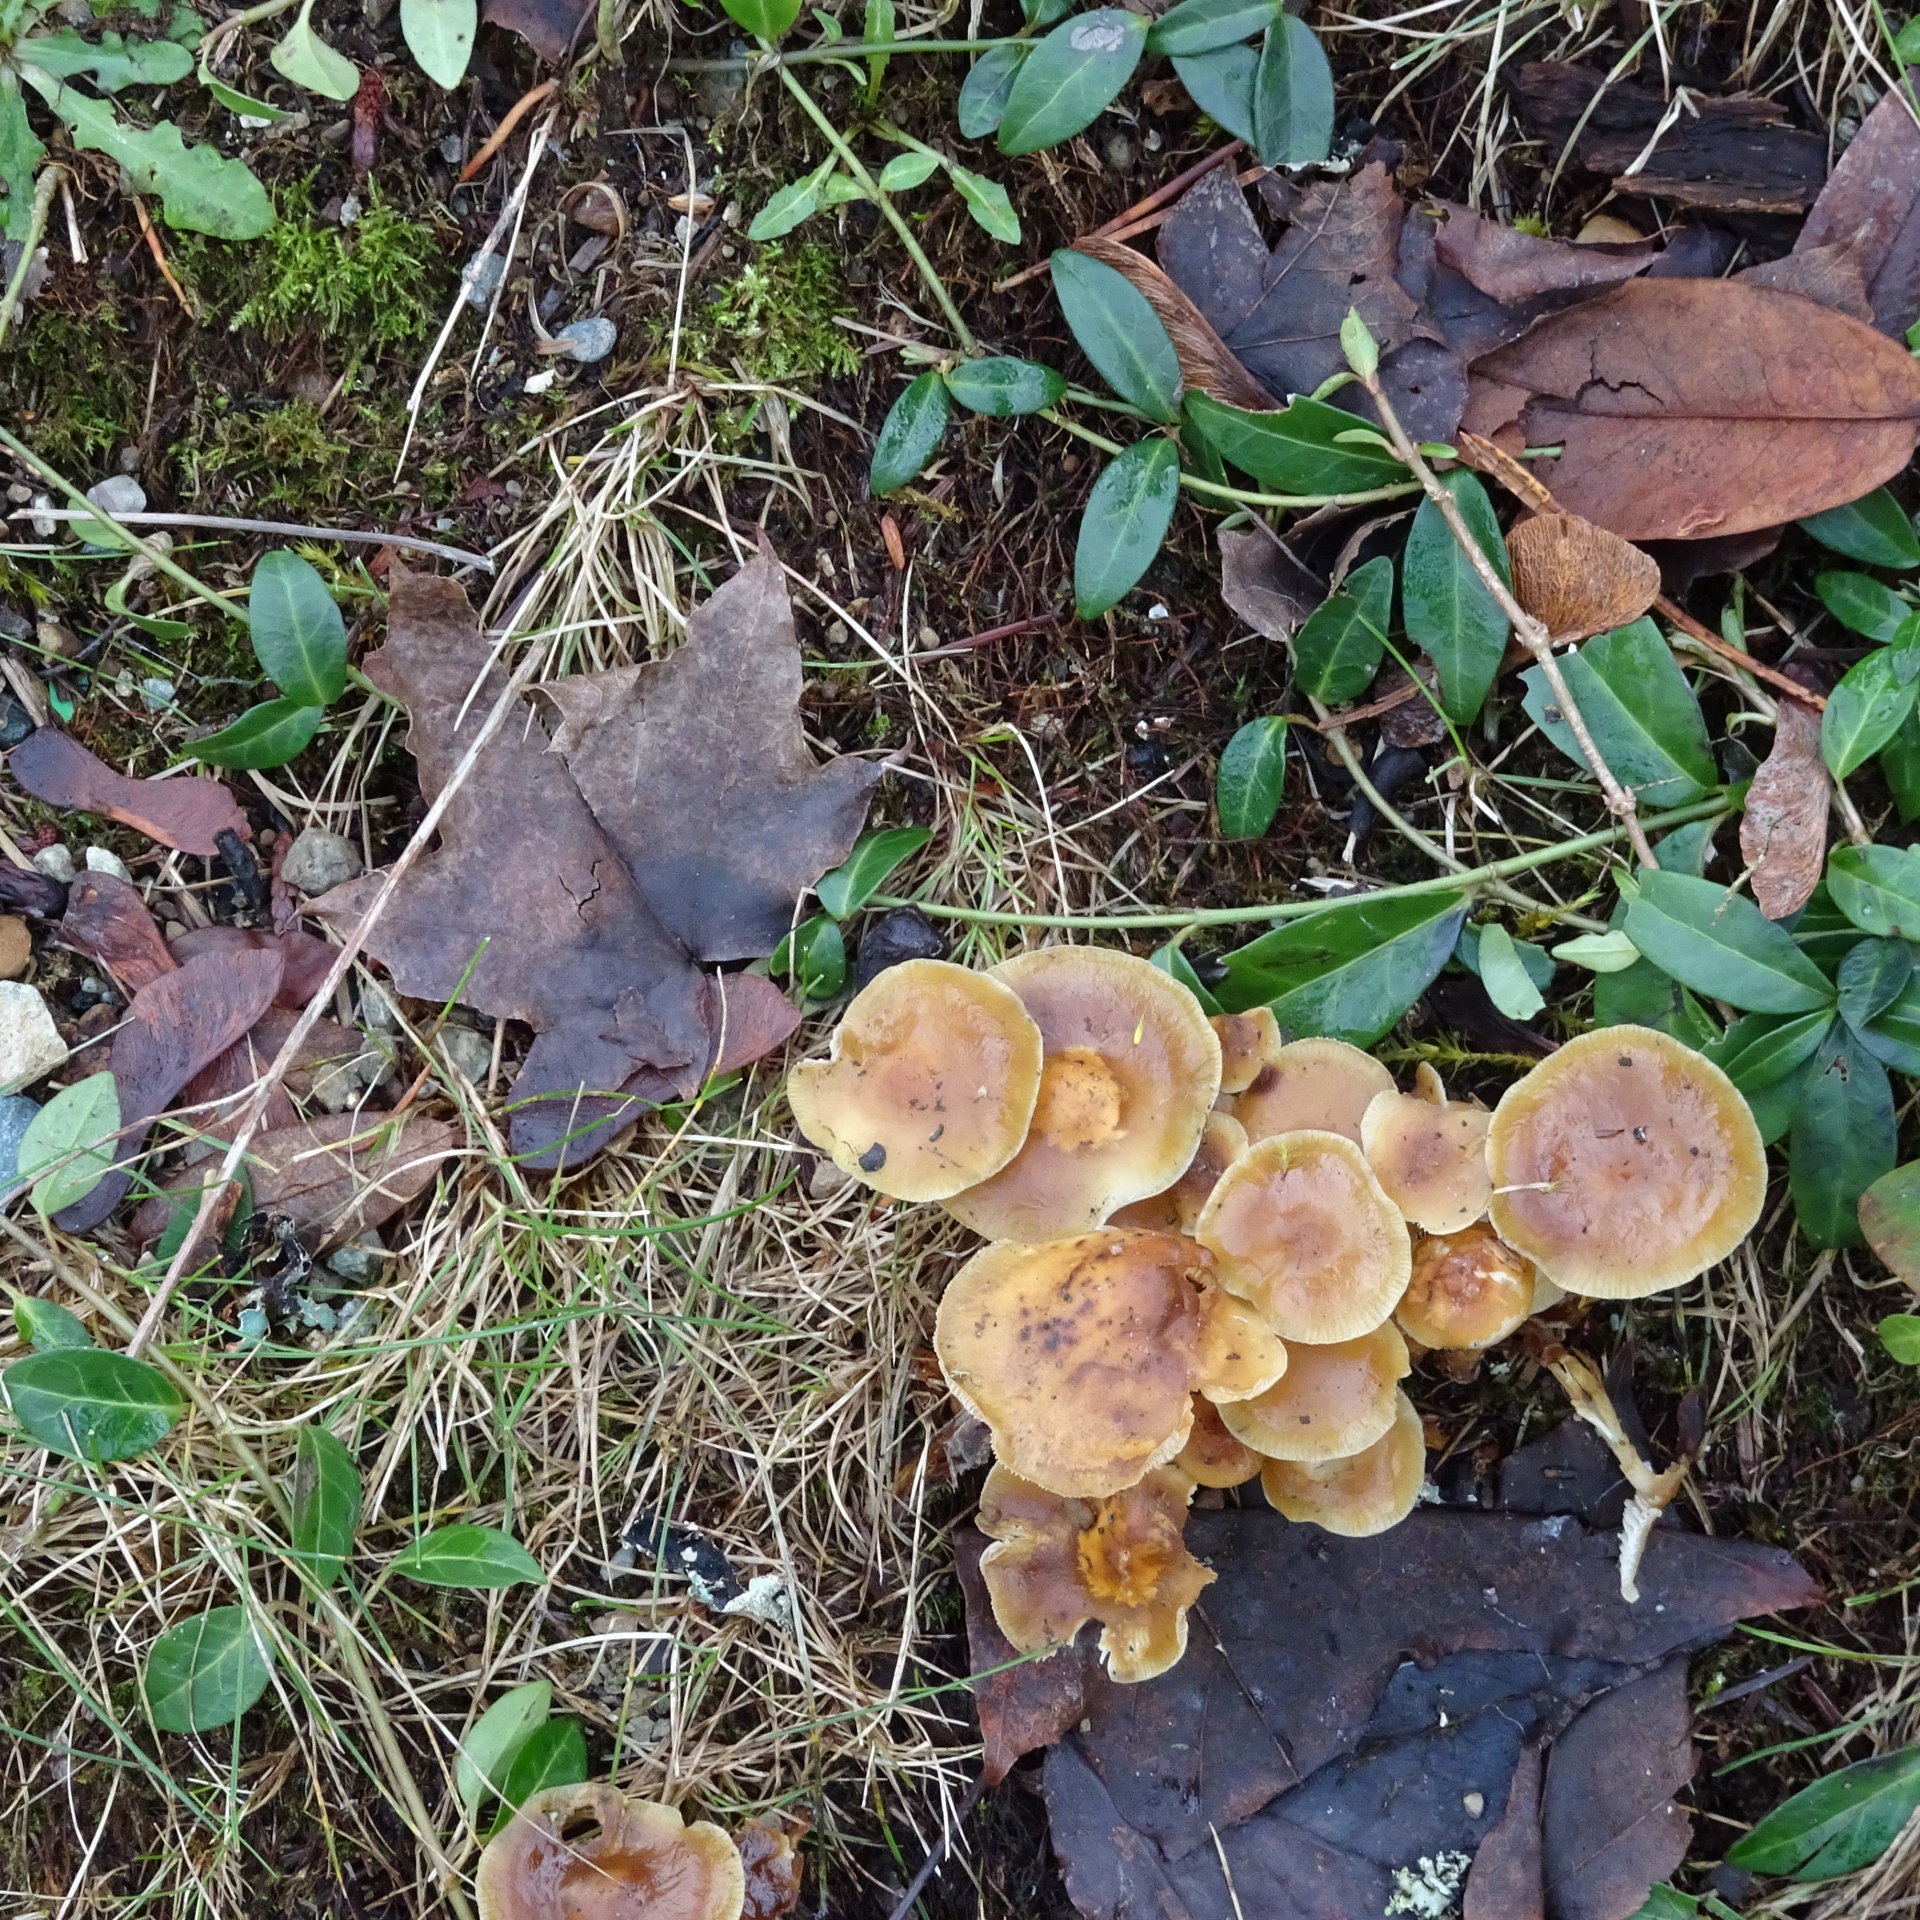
131;196;194;316
0;166;59;349
457;77;557;183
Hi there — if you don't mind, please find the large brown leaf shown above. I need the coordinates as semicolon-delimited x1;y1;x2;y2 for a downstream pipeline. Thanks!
8;729;249;854
539;537;881;964
1741;670;1830;919
311;570;715;1168
1467;278;1920;540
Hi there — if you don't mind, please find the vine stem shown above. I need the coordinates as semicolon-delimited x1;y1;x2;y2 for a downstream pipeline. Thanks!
1349;346;1660;869
768;54;979;354
674;36;1001;67
871;794;1727;930
0;167;60;351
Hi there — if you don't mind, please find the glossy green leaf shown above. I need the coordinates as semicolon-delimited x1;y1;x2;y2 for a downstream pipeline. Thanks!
1624;870;1835;1014
1053;248;1180;421
997;9;1147;157
192;698;325;770
1882;1314;1920;1364
1817;570;1914;642
1553;929;1641;973
719;0;800;39
950;162;1021;243
1150;942;1223;1016
1705;1009;1836;1095
1402;470;1510;723
290;1425;361;1590
390;1524;543;1589
19;1071;119;1218
196;58;294;120
877;148;940;191
819;175;871;208
1728;1744;1920;1880
1838;937;1914;1032
250;550;346;706
1801;487;1920;570
1217;890;1469;1046
1591;950;1721;1049
4;1348;182;1461
1520;617;1715;807
1823;648;1920;778
1216;716;1287;839
747;156;833;240
1626;1891;1704;1920
815;826;933;919
1171;44;1257;145
496;1716;589;1815
12;1294;92;1351
268;0;358;97
1292;555;1393;706
145;1606;276;1733
456;1680;551;1817
869;371;949;495
1074;438;1181;619
797;914;846;1001
1022;0;1073;23
17;27;191;89
945;356;1066;417
1787;882;1865;973
1790;1024;1896;1249
1826;843;1920;939
957;41;1028;138
400;0;473;85
1863;1161;1920;1282
1148;0;1282;57
1251;13;1333;165
1651;813;1723;877
1475;922;1546;1019
1882;709;1920;821
1182;392;1406;495
0;75;48;244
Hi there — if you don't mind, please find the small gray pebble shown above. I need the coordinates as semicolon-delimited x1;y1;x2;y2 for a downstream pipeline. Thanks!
84;847;133;883
327;1230;387;1284
83;473;146;524
555;317;616;364
439;133;463;164
32;845;75;885
281;827;364;894
462;251;506;309
438;1024;493;1085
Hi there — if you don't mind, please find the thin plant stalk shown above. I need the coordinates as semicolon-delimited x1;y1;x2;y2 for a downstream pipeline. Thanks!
0;167;59;351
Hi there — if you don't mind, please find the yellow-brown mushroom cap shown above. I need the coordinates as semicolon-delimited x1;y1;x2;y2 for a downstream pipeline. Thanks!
935;1230;1220;1496
1260;1390;1425;1536
1396;1222;1536;1350
1110;1111;1249;1234
1195;1130;1412;1343
1234;1038;1394;1148
976;1462;1214;1683
476;1782;745;1920
1177;1395;1263;1488
1362;1089;1493;1234
1486;1024;1767;1299
787;959;1042;1202
941;948;1222;1241
1411;1062;1448;1106
1218;1321;1410;1461
1212;1009;1283;1094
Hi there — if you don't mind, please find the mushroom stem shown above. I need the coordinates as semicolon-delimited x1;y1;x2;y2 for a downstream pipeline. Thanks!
1548;1350;1689;1604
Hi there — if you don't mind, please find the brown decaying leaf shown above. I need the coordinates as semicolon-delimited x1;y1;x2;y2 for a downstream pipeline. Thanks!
1431;200;1654;302
55;947;285;1232
171;925;337;1009
7;728;249;854
1071;235;1277;411
57;871;175;992
1739;246;1875;324
708;971;802;1078
178;1004;363;1138
1505;513;1662;642
311;569;716;1168
478;0;592;62
1467;278;1920;540
1216;527;1319;644
1740;674;1829;919
1462;1742;1545;1920
540;535;881;965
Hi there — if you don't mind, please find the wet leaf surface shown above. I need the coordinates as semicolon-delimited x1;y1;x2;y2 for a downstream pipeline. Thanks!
8;728;250;855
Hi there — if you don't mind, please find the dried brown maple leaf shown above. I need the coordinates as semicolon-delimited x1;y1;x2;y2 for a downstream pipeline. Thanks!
1506;512;1661;642
8;729;249;854
1741;671;1830;919
311;569;715;1168
1466;277;1920;540
539;536;881;964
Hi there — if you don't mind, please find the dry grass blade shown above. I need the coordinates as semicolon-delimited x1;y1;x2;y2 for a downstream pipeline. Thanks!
1504;511;1661;643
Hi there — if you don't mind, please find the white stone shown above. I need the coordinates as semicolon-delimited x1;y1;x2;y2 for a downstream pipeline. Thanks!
0;983;68;1093
84;846;132;883
32;845;74;884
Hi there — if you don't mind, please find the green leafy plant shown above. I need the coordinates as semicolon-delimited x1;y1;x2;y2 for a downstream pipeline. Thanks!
17;1070;119;1217
1727;1744;1920;1881
144;1604;277;1732
389;1524;545;1588
289;1425;362;1589
2;1345;182;1461
774;824;932;1004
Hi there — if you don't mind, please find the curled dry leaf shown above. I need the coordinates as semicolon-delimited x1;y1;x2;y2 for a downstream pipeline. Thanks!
1739;669;1830;920
1504;512;1661;643
58;871;175;992
1431;200;1654;303
171;926;337;1009
1216;526;1319;644
8;728;249;855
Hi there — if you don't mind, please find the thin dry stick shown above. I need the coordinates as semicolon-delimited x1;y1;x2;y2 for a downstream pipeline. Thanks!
0;166;59;348
457;77;557;183
1351;354;1660;868
131;196;194;316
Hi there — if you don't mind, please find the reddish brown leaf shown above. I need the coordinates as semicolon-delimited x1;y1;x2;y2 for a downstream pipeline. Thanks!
57;871;175;992
171;926;337;1009
310;570;714;1169
479;0;592;62
708;972;801;1077
8;729;249;854
179;1005;363;1138
1740;676;1829;919
1462;1742;1545;1920
1739;245;1875;323
1431;200;1654;302
1505;512;1662;642
56;947;284;1231
540;536;881;964
1467;278;1920;540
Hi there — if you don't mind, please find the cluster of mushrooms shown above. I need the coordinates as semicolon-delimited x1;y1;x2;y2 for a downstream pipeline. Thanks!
790;950;1767;1686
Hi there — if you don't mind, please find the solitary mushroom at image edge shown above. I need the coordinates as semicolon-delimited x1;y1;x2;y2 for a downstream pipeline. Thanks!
1218;1320;1411;1461
975;1462;1215;1683
1261;1390;1427;1537
1195;1129;1412;1343
786;958;1043;1201
1231;1036;1394;1146
476;1782;745;1920
940;947;1222;1241
1361;1087;1493;1234
933;1229;1287;1497
1396;1221;1537;1351
1486;1024;1767;1299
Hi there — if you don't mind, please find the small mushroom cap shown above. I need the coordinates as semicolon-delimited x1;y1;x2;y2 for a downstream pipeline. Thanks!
476;1782;745;1920
1260;1390;1425;1536
1218;1321;1410;1461
1212;1009;1283;1094
1194;1282;1289;1402
787;959;1042;1201
1234;1038;1395;1148
1362;1089;1493;1233
943;948;1222;1240
1177;1395;1263;1487
1111;1111;1249;1234
1486;1024;1767;1298
1195;1130;1412;1343
1411;1062;1448;1106
977;1462;1214;1684
1396;1222;1536;1349
934;1230;1216;1496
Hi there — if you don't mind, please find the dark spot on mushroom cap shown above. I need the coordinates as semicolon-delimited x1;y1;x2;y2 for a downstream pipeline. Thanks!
859;1142;887;1172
